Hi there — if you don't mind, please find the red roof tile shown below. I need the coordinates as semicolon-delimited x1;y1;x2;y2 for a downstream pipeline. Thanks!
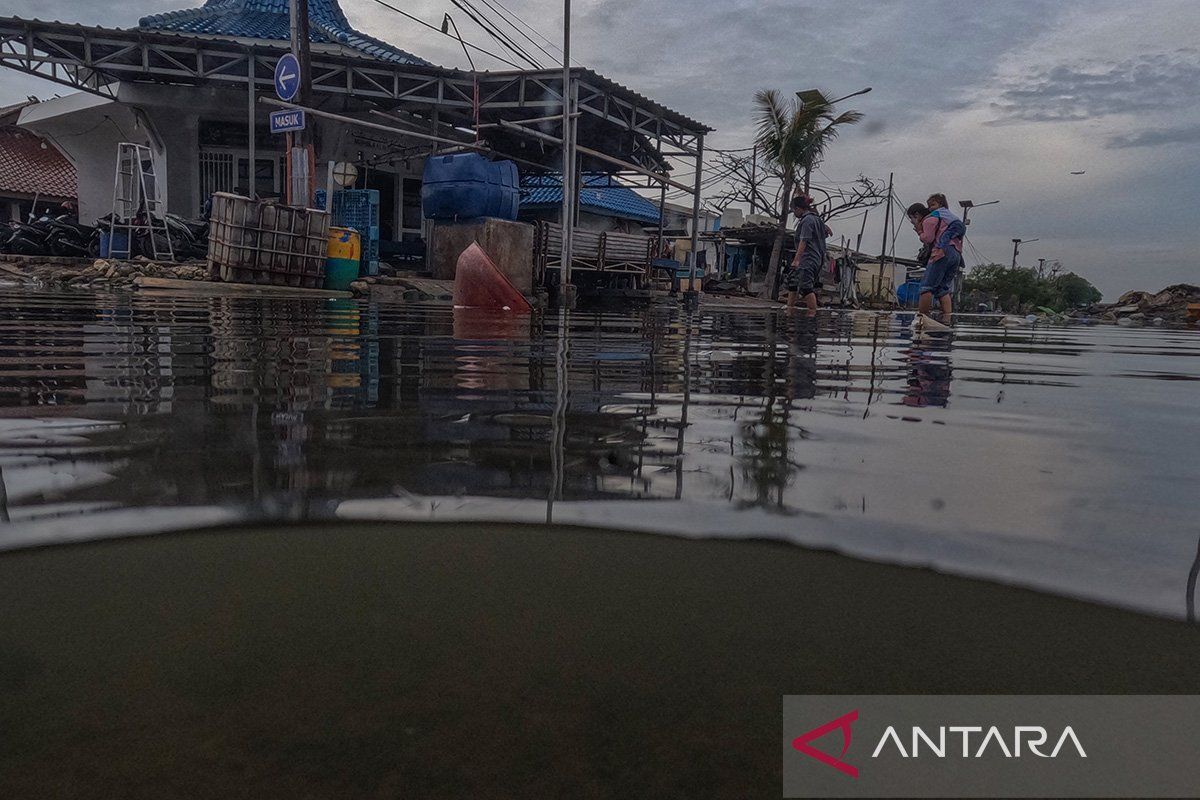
0;126;77;200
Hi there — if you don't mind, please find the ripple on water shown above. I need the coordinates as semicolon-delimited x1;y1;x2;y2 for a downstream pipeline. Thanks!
0;289;1197;618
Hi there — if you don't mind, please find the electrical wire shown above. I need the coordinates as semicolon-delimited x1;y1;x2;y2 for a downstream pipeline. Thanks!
362;0;524;69
488;0;581;65
472;0;562;65
452;0;544;68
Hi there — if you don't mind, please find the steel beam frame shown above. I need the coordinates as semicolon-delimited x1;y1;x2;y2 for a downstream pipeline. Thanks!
0;17;709;149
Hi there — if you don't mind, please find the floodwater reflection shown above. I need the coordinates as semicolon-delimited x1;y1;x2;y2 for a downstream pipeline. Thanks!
0;288;1198;618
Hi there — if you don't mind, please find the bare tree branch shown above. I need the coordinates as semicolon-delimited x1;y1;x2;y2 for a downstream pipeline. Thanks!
808;174;888;222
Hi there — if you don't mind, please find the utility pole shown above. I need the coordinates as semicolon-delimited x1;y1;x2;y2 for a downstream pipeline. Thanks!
289;0;313;205
290;0;313;128
687;135;705;304
657;181;667;258
749;143;757;215
558;0;576;308
879;171;893;261
247;57;256;200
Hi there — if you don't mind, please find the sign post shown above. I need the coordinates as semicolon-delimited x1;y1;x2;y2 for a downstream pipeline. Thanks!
274;53;308;205
274;53;301;103
269;108;306;134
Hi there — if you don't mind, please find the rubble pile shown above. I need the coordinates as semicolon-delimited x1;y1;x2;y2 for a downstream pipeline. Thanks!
1068;284;1200;327
2;258;209;289
348;274;455;303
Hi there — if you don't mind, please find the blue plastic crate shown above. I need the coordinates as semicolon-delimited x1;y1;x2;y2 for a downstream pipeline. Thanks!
331;189;381;276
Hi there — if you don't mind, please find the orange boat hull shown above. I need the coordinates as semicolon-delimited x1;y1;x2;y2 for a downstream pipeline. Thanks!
453;242;532;313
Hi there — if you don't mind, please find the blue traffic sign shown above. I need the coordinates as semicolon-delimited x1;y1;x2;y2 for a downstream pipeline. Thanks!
274;53;301;102
269;108;306;134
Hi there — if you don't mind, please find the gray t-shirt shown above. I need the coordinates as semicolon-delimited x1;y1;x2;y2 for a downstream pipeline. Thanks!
795;211;827;274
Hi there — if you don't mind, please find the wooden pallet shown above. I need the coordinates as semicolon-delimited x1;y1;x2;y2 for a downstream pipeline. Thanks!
534;220;654;285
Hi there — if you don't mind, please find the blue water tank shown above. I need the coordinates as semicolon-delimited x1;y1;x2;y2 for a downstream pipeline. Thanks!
896;280;923;307
422;153;519;221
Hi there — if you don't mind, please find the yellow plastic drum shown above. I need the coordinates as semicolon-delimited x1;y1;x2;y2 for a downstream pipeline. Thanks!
325;227;362;291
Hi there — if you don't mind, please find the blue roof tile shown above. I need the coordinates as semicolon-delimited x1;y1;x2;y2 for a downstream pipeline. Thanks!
139;0;430;66
521;174;662;225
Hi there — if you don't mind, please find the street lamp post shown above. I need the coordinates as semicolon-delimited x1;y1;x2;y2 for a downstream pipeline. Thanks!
796;87;873;108
794;87;871;193
959;198;998;231
1011;238;1039;270
955;199;996;303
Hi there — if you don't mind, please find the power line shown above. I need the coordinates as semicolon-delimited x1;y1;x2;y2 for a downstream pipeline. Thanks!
473;0;561;65
452;0;544;68
490;0;568;53
362;0;524;69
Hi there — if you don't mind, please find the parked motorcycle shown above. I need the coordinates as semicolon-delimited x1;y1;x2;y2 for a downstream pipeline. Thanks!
0;217;54;255
42;215;99;258
164;213;209;260
0;209;208;261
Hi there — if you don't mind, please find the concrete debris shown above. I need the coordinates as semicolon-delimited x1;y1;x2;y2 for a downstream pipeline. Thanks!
0;258;209;289
1067;283;1200;328
350;274;457;303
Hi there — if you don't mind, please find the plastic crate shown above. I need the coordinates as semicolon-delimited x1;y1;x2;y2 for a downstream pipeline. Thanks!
331;190;380;276
207;193;260;282
207;193;329;287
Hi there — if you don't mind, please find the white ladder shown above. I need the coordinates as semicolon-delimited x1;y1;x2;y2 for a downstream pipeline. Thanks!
108;143;175;261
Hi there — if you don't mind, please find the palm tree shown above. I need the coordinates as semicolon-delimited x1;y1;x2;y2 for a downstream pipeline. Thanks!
755;89;864;299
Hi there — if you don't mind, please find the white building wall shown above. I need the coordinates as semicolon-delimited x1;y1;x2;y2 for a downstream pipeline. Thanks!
19;83;436;229
19;94;161;223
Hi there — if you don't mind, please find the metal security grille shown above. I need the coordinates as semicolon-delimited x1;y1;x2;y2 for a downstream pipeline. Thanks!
199;151;236;206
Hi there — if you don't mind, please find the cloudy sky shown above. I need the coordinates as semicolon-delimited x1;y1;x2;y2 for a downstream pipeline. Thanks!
3;0;1199;297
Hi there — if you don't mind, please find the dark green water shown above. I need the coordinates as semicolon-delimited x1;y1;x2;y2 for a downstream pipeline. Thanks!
0;288;1197;617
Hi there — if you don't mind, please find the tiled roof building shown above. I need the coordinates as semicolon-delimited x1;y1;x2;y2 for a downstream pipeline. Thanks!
521;174;662;225
0;102;77;201
139;0;430;66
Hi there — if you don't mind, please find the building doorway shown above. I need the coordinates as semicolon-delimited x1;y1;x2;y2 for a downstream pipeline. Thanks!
363;168;397;241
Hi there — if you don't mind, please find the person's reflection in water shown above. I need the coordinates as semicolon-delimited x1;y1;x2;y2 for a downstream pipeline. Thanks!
1186;533;1200;623
785;316;820;403
737;317;818;512
902;334;954;409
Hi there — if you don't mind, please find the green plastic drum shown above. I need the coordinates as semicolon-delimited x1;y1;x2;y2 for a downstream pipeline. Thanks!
325;227;362;291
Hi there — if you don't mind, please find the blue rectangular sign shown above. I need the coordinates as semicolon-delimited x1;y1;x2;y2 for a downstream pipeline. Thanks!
269;109;306;134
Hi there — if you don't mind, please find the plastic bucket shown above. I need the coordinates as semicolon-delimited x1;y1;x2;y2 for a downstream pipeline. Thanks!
99;230;129;258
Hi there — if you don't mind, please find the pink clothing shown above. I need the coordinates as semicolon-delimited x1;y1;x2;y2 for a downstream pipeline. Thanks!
918;213;962;260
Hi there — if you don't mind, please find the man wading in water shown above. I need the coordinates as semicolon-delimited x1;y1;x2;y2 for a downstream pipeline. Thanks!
912;193;965;322
785;195;827;315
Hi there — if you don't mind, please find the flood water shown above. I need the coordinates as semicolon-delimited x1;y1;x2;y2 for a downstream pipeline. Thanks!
0;288;1197;618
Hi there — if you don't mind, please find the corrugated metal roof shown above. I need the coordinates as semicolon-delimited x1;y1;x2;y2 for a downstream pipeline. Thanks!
0;126;77;199
139;0;430;66
521;174;662;225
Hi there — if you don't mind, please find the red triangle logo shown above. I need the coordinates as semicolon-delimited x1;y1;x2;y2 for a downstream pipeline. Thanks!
791;709;859;778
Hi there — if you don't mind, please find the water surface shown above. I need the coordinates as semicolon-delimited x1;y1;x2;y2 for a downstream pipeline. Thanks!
1;288;1197;617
